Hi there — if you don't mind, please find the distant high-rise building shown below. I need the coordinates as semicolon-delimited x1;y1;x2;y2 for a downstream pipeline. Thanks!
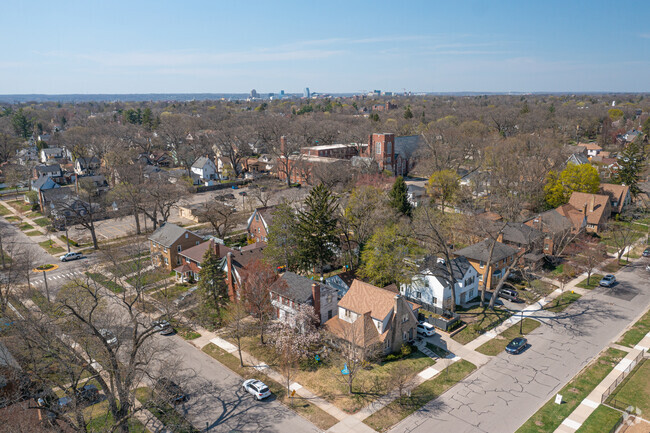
280;90;285;96
250;89;258;98
304;87;310;98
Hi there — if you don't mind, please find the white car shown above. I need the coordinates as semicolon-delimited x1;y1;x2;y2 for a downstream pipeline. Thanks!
60;252;82;262
99;329;118;346
417;322;436;337
242;379;271;400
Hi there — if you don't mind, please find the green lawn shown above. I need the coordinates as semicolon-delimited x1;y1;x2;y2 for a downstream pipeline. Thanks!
544;292;582;313
18;222;34;231
606;359;650;414
363;360;477;432
618;309;650;348
0;205;11;216
576;274;604;290
575;405;621;433
426;342;450;358
202;343;339;430
86;272;125;294
6;200;32;213
452;307;513;345
515;348;626;433
24;230;42;236
38;239;65;254
126;269;171;287
4;215;19;222
476;318;541;356
135;387;199;433
33;217;50;227
151;284;190;302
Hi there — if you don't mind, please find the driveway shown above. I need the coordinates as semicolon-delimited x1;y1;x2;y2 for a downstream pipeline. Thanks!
389;261;650;433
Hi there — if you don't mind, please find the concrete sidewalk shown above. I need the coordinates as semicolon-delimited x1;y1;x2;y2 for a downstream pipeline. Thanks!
554;332;650;433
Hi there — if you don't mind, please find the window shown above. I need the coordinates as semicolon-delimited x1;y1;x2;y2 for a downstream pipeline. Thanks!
164;257;168;265
344;309;350;318
185;233;188;239
432;297;437;305
402;332;408;341
326;294;333;304
376;143;381;154
163;247;167;253
176;257;181;265
402;315;408;323
386;156;391;163
196;241;200;245
255;214;259;221
177;245;182;252
327;310;333;320
415;291;421;299
479;261;485;269
479;275;483;282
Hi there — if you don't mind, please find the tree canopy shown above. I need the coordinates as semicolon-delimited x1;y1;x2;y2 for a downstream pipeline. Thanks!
544;163;600;208
389;176;412;217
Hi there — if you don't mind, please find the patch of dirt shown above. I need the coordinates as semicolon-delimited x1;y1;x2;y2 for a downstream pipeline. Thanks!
567;387;580;393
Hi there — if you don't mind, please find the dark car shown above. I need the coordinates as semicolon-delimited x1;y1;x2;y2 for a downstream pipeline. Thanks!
76;384;100;403
224;193;235;200
155;378;188;404
238;191;247;196
499;288;523;303
505;337;528;354
643;248;650;258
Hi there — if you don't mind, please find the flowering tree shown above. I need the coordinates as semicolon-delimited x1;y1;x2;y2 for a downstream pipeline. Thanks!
267;304;321;395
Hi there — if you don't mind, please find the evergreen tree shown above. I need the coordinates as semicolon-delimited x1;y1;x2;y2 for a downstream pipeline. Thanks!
198;246;229;314
11;108;32;139
296;183;340;278
404;106;413;119
615;138;646;197
264;203;300;271
389;176;412;217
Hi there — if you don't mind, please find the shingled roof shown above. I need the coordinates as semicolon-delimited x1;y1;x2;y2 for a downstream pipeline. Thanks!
148;223;198;248
454;239;518;264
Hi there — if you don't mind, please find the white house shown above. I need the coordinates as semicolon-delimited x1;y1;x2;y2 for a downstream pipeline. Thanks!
190;156;218;182
401;256;479;311
40;147;66;163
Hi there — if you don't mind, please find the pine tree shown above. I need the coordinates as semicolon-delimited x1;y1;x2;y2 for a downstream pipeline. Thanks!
615;138;646;197
296;183;340;278
198;246;229;314
264;203;300;271
389;176;412;217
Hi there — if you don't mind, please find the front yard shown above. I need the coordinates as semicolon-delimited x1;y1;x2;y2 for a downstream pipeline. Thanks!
617;309;650;348
452;306;513;345
38;239;65;254
475;318;541;356
606;358;650;415
575;274;604;290
363;359;477;432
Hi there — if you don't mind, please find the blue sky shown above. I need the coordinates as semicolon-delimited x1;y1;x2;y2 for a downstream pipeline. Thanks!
1;0;649;94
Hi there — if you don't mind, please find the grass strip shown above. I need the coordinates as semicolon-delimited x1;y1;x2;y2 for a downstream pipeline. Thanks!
86;272;125;294
515;348;626;433
575;274;604;290
476;318;541;356
363;359;477;432
617;309;650;348
544;292;581;313
575;405;621;433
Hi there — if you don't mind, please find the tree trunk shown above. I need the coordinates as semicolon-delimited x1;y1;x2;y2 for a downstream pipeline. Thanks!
133;210;141;235
236;335;244;367
488;268;512;309
89;219;99;250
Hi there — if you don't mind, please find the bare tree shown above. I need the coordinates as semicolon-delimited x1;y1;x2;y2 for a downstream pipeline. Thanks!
572;237;607;286
194;201;241;240
247;178;282;208
239;260;284;344
221;302;251;367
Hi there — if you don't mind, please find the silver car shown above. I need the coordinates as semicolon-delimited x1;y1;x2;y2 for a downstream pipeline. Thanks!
242;379;271;400
599;274;616;287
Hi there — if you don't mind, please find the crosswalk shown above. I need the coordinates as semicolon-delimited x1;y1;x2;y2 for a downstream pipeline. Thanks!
31;270;85;286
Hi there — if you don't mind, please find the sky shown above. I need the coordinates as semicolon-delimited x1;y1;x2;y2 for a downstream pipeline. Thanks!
1;0;649;94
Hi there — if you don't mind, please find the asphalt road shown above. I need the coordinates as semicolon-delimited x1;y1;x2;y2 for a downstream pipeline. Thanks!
388;260;650;433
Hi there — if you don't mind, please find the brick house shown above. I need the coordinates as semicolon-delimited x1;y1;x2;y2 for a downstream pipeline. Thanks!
567;192;611;233
148;223;203;270
246;206;276;243
173;239;235;282
525;208;577;256
325;279;420;355
269;272;338;326
223;242;267;300
600;183;631;215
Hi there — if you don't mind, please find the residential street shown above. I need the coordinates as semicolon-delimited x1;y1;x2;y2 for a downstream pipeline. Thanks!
388;261;650;433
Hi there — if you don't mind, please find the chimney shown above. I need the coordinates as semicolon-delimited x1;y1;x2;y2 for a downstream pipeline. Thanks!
311;283;321;324
583;203;588;216
280;136;286;155
588;195;595;213
226;252;235;301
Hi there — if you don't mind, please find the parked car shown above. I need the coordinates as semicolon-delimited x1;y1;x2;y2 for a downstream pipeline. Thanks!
76;384;100;403
505;337;528;354
242;379;271;400
416;322;436;337
643;248;650;258
60;252;83;262
499;288;523;303
99;329;117;346
599;274;617;287
153;320;174;335
155;378;188;404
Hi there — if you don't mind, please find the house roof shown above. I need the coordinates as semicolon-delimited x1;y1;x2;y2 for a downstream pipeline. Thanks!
246;206;276;231
229;242;267;269
325;313;381;347
581;142;602;151
180;239;234;263
41;147;63;155
338;280;419;321
555;204;587;231
421;256;473;282
501;222;544;246
525;208;574;234
192;156;214;169
32;176;59;190
35;164;61;174
568;192;611;226
454;239;518;264
269;272;336;304
600;183;630;213
568;153;590;165
76;156;100;167
148;223;198;247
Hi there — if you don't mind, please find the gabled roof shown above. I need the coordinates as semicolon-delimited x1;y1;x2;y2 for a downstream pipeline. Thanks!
229;242;267;270
454;239;518;264
180;239;234;263
567;153;590;165
76;156;100;167
246;206;276;231
600;183;630;213
32;176;59;191
526;208;575;234
269;272;336;304
35;164;61;174
568;192;611;226
41;147;64;155
148;223;199;247
192;156;214;169
421;256;473;282
338;280;419;321
581;142;602;151
325;313;381;347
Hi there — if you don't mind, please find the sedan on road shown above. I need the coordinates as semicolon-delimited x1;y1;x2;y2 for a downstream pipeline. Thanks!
505;337;528;354
416;322;436;337
153;320;174;335
643;248;650;257
60;252;83;262
599;274;617;287
242;379;271;400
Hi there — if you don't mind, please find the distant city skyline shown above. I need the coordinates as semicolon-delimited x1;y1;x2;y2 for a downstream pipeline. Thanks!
1;0;649;94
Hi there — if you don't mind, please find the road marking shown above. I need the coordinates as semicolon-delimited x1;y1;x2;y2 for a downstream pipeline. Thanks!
581;398;599;409
561;418;582;430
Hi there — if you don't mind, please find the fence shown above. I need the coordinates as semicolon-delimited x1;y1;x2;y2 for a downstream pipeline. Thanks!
412;300;461;332
601;351;646;404
195;180;249;193
607;415;624;433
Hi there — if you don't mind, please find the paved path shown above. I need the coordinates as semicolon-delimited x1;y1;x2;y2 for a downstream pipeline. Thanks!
388;258;650;433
